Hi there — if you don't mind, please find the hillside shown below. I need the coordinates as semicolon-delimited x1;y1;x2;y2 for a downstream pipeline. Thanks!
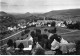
0;11;9;16
0;11;17;30
44;9;80;16
43;9;80;21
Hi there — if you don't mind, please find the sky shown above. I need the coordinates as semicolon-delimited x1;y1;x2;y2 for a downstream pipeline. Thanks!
0;0;80;13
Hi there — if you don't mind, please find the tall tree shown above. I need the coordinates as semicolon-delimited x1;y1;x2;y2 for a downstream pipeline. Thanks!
18;43;24;52
7;39;14;47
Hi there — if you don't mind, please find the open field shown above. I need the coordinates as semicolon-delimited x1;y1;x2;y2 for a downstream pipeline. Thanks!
62;30;80;42
56;27;71;34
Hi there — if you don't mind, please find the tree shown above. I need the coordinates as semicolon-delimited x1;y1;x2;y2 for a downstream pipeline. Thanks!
13;42;16;48
51;21;56;27
30;31;36;38
54;27;57;33
35;29;41;34
67;24;74;29
24;29;30;34
74;21;80;30
67;21;80;30
7;39;14;47
18;43;24;52
0;16;17;27
63;21;67;26
42;34;48;40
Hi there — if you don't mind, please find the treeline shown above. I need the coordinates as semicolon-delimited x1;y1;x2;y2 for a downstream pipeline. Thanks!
64;21;80;30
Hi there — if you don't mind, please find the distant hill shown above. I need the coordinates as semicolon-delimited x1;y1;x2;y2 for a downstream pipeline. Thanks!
42;9;80;21
10;12;32;19
0;11;8;16
0;11;14;17
0;9;80;21
44;9;80;16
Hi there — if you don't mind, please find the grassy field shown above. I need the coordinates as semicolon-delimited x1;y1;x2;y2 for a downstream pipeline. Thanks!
61;30;80;43
56;27;71;34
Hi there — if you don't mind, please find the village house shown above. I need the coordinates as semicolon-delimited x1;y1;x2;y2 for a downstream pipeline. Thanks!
18;19;27;29
8;26;17;31
55;21;66;27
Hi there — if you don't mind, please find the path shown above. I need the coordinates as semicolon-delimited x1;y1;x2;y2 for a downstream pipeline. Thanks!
59;30;79;35
0;30;25;41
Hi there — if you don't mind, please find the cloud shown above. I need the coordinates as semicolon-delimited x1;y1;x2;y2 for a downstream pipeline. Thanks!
0;2;8;6
0;2;9;10
0;1;24;12
1;0;80;13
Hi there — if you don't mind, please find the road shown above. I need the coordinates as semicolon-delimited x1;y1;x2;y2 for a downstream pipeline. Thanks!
0;30;25;48
0;30;25;41
59;30;79;35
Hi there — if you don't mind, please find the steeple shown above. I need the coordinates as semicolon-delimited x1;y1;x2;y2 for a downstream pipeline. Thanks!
44;17;45;22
